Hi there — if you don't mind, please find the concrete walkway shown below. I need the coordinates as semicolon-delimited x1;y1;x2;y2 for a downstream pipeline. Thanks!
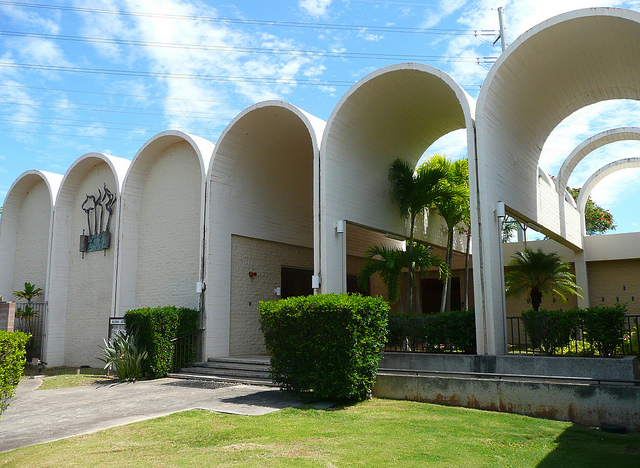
0;377;302;453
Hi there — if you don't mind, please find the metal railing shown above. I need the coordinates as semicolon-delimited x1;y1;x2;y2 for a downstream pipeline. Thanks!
171;328;204;372
13;302;48;361
507;315;640;356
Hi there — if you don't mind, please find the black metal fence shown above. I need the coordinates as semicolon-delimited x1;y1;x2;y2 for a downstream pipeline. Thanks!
171;328;204;372
13;302;48;362
507;314;640;356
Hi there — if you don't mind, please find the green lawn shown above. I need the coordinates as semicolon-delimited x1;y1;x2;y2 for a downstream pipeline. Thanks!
1;398;638;467
22;366;114;390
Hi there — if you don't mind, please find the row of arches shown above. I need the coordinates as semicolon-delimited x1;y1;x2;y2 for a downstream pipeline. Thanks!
1;7;639;364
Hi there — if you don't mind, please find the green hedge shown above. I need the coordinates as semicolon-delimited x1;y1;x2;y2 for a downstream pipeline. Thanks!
581;304;626;357
520;305;628;357
387;310;476;353
125;307;200;379
521;309;577;356
259;294;389;402
1;330;30;416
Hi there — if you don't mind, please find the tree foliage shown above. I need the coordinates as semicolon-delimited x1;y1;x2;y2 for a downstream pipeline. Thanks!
565;187;616;235
358;243;448;311
422;155;469;312
505;248;582;311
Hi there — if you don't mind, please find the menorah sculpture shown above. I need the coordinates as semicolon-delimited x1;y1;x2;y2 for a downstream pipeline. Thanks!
80;184;116;254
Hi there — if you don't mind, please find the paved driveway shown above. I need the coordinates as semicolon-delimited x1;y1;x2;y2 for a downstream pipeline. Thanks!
0;377;302;452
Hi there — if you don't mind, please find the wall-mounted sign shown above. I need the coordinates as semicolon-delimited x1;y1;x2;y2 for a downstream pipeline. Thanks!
108;317;126;342
80;184;116;254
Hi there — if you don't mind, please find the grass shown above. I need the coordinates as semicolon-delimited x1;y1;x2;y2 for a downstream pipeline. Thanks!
22;366;114;390
1;398;638;467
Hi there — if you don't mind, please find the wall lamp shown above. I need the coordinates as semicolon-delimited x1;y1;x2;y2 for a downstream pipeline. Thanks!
495;201;506;220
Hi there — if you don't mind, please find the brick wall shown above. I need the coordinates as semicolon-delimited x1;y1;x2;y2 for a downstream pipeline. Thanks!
229;235;314;355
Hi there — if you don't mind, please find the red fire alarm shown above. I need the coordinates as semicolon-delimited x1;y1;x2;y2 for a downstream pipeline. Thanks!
249;271;257;277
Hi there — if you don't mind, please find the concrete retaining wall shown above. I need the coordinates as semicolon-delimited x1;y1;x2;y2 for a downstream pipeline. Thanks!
373;373;640;430
379;352;640;381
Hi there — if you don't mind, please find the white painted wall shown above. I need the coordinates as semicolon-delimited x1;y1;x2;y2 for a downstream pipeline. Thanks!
63;164;118;367
12;180;51;300
116;131;213;318
133;141;202;310
47;153;129;367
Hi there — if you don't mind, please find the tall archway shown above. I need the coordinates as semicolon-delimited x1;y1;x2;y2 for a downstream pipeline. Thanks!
0;170;62;303
473;8;640;354
47;153;130;366
117;131;213;315
206;101;323;357
319;63;475;295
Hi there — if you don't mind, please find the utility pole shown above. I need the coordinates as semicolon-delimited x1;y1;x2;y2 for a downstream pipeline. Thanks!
497;7;507;52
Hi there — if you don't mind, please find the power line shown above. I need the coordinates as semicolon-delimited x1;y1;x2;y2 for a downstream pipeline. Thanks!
0;127;150;142
2;95;237;117
0;30;484;62
0;61;355;86
0;82;251;106
0;1;482;35
0;98;236;120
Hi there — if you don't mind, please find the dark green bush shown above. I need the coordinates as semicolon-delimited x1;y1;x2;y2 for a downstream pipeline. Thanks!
259;294;389;402
1;330;29;415
125;307;200;378
387;310;476;353
521;309;576;356
581;304;626;357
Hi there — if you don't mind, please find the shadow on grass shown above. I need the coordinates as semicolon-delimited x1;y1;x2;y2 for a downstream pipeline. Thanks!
219;389;304;410
536;425;640;466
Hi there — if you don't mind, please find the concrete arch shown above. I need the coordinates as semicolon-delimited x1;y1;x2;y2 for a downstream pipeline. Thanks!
472;8;640;355
577;157;640;235
557;127;640;191
205;100;324;357
320;62;476;294
556;127;640;238
47;153;130;367
0;170;63;302
116;130;215;316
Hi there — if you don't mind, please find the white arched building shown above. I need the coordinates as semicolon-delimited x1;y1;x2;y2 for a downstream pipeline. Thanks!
0;8;639;366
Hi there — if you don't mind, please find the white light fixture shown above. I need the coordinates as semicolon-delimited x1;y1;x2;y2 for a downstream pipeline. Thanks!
312;275;321;289
335;220;345;233
274;287;281;296
495;201;505;219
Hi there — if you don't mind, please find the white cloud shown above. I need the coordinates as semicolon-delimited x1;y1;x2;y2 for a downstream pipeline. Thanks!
420;0;466;29
73;0;329;132
299;0;333;18
0;4;61;34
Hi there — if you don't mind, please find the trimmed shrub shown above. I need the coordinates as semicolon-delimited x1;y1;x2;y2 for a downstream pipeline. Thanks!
581;304;626;357
1;330;29;415
521;309;576;356
125;307;199;378
259;294;389;402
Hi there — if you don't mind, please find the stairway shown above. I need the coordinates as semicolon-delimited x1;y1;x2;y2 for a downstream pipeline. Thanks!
169;355;274;386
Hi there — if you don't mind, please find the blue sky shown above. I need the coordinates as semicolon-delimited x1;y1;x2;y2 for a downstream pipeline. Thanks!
1;0;639;235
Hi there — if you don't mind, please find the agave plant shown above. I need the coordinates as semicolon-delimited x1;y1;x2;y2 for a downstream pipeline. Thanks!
99;332;148;382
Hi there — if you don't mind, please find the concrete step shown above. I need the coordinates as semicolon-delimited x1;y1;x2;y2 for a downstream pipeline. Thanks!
170;355;273;386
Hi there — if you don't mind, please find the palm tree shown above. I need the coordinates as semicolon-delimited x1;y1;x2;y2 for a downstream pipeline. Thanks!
423;155;469;312
358;243;448;313
387;158;454;313
504;249;582;311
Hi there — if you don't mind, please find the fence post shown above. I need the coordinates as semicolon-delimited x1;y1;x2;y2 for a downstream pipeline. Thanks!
0;296;15;332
